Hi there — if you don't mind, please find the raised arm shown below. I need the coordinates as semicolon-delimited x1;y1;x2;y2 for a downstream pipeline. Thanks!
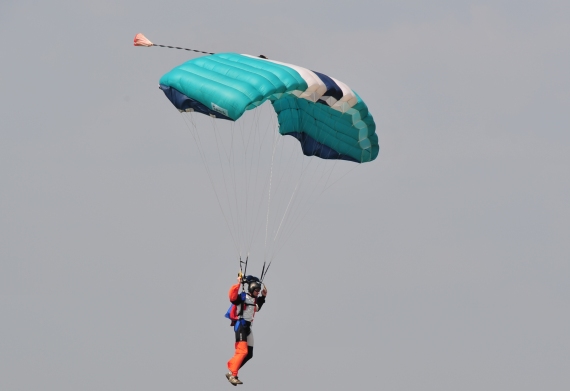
256;285;267;310
229;281;243;305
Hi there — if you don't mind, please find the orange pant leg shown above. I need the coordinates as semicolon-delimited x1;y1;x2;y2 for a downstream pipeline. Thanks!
227;341;248;377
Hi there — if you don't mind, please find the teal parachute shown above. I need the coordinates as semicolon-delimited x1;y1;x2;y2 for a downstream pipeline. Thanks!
159;53;378;163
153;51;379;265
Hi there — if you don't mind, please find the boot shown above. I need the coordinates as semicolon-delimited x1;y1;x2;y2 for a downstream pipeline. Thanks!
226;372;243;386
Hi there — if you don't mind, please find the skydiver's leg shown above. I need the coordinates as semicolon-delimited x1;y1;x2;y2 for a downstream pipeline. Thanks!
227;322;251;377
228;342;248;377
239;330;254;368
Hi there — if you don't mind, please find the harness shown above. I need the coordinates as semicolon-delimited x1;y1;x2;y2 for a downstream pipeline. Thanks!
224;256;268;330
225;291;257;330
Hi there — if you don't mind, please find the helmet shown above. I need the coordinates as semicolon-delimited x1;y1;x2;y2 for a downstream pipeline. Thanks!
243;275;261;294
244;275;260;284
248;281;262;294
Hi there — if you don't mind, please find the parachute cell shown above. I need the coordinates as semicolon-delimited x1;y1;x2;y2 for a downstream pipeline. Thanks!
159;53;378;163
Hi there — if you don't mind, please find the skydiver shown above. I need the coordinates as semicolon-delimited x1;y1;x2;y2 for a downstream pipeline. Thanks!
225;275;268;386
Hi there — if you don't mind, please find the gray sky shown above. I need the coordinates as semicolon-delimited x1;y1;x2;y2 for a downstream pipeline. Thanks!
1;1;569;390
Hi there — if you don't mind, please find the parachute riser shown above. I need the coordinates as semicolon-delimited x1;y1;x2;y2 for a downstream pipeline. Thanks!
260;260;272;283
238;256;249;292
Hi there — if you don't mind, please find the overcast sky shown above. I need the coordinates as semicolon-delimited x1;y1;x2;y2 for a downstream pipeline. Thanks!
1;1;569;390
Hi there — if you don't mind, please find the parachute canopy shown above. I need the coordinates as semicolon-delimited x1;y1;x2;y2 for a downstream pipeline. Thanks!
159;53;378;163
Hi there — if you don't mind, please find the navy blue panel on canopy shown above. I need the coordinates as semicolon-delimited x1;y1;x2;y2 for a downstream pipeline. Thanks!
285;132;359;162
159;84;233;120
312;71;343;101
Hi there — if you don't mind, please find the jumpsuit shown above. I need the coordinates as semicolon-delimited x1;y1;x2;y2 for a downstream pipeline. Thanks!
227;283;266;377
